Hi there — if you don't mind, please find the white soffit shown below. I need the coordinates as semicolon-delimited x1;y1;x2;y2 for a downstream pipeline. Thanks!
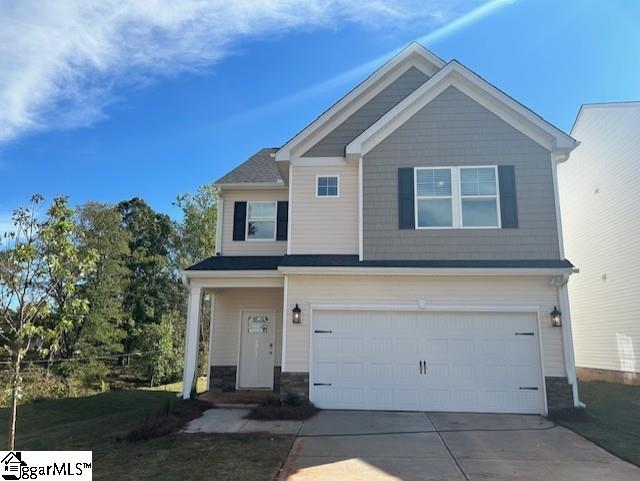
275;43;445;163
346;60;577;158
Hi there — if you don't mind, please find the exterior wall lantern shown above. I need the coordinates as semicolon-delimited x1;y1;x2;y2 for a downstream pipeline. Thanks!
550;306;562;327
292;304;302;324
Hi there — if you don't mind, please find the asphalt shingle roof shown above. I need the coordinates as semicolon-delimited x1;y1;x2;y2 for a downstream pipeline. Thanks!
214;148;285;185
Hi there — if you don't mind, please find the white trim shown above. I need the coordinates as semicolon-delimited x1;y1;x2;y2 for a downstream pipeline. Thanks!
215;193;223;255
281;276;289;371
276;43;444;163
212;182;286;189
185;270;282;279
413;165;502;229
557;275;583;407
287;164;293;255
293;157;347;166
550;154;566;258
315;174;340;198
278;266;573;276
358;156;363;261
206;292;215;391
346;61;577;159
237;309;277;390
309;302;548;415
189;277;284;289
246;201;277;241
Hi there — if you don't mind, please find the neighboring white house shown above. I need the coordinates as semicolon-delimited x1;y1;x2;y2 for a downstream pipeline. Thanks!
181;42;582;414
558;102;640;385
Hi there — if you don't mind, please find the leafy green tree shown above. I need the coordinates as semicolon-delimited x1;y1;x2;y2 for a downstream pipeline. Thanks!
39;197;97;367
71;203;130;386
175;184;217;268
135;311;182;386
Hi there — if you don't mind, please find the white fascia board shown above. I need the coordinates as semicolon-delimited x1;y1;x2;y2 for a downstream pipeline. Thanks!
276;43;444;163
184;270;283;279
277;266;573;277
347;61;577;158
211;182;286;189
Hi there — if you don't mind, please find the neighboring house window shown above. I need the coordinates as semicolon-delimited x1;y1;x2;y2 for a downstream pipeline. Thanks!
415;168;453;227
414;166;500;229
246;201;277;240
317;176;339;197
460;166;499;228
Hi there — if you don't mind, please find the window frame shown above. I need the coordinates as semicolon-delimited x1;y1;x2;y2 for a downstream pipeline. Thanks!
413;165;501;230
315;175;340;198
245;200;278;241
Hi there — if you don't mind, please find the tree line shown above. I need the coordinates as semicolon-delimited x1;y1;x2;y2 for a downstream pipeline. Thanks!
1;185;217;449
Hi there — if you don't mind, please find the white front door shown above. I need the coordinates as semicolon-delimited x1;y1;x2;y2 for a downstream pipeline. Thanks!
238;310;275;389
311;309;544;413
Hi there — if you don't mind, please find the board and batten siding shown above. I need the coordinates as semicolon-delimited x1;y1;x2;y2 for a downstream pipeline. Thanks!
220;188;288;256
289;165;358;254
363;86;561;260
559;103;640;374
303;67;429;157
210;288;283;367
284;275;565;376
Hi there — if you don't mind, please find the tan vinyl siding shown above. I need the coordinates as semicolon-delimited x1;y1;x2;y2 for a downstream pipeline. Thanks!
220;188;288;256
559;104;640;373
210;288;283;366
289;165;358;254
284;275;565;376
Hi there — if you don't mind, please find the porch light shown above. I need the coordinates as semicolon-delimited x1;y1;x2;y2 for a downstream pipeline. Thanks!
292;304;302;324
550;306;562;327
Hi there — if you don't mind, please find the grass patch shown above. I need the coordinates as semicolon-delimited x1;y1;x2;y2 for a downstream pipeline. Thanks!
559;381;640;465
246;394;319;421
0;388;293;481
126;398;214;441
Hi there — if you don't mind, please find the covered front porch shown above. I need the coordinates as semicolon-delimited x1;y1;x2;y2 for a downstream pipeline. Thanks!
181;263;285;399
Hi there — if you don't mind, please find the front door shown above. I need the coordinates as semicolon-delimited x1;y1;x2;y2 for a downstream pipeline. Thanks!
238;310;275;389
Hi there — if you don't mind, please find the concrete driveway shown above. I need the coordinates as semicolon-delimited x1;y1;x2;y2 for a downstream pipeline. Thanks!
279;411;640;481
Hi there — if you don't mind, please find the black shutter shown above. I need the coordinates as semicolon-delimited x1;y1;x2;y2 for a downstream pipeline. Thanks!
498;165;518;228
232;201;247;240
398;168;415;229
276;201;288;241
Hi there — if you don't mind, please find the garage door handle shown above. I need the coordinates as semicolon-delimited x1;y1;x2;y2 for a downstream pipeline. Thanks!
313;383;332;386
314;330;332;334
519;386;539;390
419;361;423;374
515;332;535;336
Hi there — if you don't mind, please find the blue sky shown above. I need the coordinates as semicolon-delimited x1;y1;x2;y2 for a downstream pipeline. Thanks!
1;0;639;228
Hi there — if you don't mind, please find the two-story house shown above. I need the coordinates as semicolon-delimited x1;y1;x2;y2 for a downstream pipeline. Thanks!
181;43;581;415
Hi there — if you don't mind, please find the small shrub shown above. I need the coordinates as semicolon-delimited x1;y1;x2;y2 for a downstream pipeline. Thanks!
246;396;319;421
126;398;214;442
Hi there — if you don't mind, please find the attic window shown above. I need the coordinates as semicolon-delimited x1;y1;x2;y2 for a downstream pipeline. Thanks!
317;176;339;197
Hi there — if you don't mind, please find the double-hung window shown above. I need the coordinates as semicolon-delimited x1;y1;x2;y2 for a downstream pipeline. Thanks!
246;201;277;240
415;166;500;229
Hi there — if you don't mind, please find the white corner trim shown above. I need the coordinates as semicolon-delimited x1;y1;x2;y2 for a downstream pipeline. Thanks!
550;154;566;259
276;43;444;163
358;156;363;261
215;192;223;255
287;164;293;255
346;61;577;158
557;274;583;407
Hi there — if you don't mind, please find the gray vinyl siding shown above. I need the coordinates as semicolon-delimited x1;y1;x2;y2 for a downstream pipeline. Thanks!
363;86;561;260
303;67;429;157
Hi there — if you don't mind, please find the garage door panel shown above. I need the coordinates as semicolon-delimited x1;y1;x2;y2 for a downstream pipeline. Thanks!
311;310;544;414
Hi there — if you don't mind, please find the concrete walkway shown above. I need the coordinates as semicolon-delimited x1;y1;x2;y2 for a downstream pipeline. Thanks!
183;408;302;434
278;411;640;481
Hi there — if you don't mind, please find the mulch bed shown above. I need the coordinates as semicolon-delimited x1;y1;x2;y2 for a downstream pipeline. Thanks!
244;394;319;421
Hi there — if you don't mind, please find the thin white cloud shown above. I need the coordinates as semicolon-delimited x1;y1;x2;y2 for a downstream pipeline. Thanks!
0;0;478;142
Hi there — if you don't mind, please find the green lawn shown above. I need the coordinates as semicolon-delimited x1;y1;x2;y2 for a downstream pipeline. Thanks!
0;388;293;481
560;381;640;465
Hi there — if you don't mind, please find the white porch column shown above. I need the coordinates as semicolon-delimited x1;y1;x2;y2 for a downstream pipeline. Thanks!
182;285;202;399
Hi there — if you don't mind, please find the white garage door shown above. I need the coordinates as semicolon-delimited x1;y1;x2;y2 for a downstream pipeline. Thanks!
311;310;544;414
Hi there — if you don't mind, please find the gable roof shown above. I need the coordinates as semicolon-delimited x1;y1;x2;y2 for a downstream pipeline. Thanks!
346;60;577;158
275;42;445;162
214;148;286;187
571;101;640;135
